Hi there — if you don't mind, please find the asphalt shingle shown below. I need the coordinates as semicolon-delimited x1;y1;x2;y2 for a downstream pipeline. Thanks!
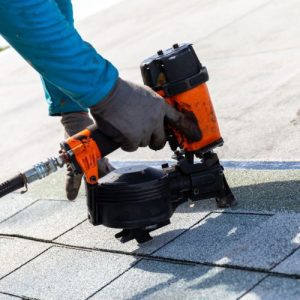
242;276;300;300
0;237;49;279
92;259;265;300
56;202;211;254
0;199;87;240
226;170;300;213
0;293;20;299
214;213;300;269
0;246;137;300
0;194;37;224
154;213;269;263
274;247;300;275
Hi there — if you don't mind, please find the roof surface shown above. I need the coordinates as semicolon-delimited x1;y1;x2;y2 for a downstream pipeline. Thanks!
0;0;299;299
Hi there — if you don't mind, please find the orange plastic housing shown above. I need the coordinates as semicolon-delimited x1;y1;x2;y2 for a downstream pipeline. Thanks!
159;83;222;153
65;129;102;184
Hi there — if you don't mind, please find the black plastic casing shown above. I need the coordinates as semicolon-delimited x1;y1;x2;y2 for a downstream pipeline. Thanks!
86;161;226;229
87;166;173;228
140;43;209;96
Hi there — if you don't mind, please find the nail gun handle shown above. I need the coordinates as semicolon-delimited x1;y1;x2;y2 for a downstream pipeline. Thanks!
62;124;120;184
88;125;120;157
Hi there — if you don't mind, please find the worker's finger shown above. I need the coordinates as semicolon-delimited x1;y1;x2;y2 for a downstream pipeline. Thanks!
149;121;167;151
164;104;202;142
121;142;139;152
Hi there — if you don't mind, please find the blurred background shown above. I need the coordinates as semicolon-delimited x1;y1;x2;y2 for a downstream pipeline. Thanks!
0;0;299;181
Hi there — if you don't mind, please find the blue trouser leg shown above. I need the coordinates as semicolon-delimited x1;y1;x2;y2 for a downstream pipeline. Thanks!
0;0;118;116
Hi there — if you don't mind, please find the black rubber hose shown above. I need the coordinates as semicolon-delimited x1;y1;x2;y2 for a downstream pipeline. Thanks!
0;174;25;198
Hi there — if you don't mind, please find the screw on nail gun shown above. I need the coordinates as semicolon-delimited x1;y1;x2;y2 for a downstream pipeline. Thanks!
0;43;236;244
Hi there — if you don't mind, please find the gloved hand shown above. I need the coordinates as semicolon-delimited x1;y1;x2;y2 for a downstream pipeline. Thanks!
61;112;115;200
90;78;201;151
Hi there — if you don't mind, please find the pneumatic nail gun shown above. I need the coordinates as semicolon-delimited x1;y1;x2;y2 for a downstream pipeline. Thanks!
0;43;236;243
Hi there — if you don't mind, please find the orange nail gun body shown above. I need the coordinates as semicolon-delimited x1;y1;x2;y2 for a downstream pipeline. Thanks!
170;83;222;152
141;43;223;154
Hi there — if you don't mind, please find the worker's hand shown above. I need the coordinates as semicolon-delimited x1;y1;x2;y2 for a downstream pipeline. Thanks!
90;78;201;151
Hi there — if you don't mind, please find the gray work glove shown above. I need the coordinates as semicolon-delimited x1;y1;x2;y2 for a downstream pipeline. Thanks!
61;111;94;138
90;78;201;152
61;112;115;200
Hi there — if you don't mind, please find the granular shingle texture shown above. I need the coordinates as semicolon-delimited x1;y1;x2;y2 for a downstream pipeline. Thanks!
274;247;300;275
242;276;300;300
0;199;87;240
0;237;49;279
92;259;264;300
154;213;270;263
0;246;137;300
56;203;210;254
